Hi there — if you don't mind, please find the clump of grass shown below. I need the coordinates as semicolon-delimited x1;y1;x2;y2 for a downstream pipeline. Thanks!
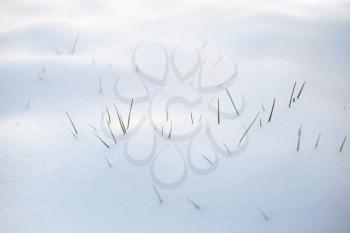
66;111;78;136
225;88;239;116
297;125;302;152
152;185;163;204
239;112;260;146
289;81;297;108
186;198;201;210
296;81;306;99
339;136;347;152
104;156;112;168
258;208;270;221
314;132;322;149
268;98;276;123
95;134;110;149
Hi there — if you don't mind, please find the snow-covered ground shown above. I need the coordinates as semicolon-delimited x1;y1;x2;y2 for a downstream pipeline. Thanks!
1;0;350;233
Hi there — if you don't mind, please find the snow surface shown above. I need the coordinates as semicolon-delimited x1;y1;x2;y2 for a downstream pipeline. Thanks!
1;0;350;233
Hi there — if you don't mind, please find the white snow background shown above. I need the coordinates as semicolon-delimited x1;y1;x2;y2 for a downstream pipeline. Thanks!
0;0;350;233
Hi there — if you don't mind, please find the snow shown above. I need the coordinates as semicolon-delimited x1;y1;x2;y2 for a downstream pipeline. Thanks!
1;0;350;233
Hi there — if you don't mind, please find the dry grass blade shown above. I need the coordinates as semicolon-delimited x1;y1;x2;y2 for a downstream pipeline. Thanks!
190;112;194;124
339;136;347;152
168;120;173;139
99;76;102;94
113;104;126;134
201;154;212;165
70;129;78;139
217;98;220;124
104;156;112;167
127;98;134;129
66;111;78;135
297;125;302;151
152;185;163;204
239;112;260;146
314;132;322;149
107;120;117;144
26;98;31;109
258;208;270;221
89;124;97;130
297;81;306;99
70;34;79;55
225;88;239;115
187;198;201;210
268;98;276;123
289;81;297;108
95;134;110;149
223;142;231;154
106;106;111;125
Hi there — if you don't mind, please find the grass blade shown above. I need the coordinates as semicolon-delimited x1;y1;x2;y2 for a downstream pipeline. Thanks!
238;112;259;146
268;98;276;123
99;76;102;94
289;81;297;108
113;104;126;134
258;208;270;221
95;134;110;149
339;136;347;152
70;34;79;55
296;81;306;99
201;154;212;165
314;132;322;149
107;120;117;144
106;106;111;125
66;111;78;135
217;98;220;124
168;120;172;139
187;198;201;210
104;156;112;167
152;185;163;204
297;125;302;152
127;98;134;129
225;88;239;115
26;98;31;109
